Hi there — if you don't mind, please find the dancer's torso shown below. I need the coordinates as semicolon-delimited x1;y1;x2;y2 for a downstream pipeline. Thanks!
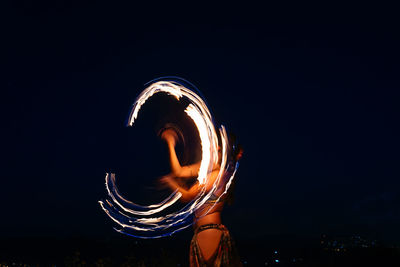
193;160;235;228
194;194;225;228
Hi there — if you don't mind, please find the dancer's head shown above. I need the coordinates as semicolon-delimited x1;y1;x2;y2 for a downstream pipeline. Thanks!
228;132;243;162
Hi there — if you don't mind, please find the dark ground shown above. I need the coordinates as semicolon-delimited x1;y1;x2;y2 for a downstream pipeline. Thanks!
1;235;399;266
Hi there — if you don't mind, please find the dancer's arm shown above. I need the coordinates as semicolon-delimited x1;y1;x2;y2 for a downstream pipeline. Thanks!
160;169;220;201
163;129;201;178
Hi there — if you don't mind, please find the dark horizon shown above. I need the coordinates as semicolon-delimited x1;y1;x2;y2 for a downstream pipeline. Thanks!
3;1;400;252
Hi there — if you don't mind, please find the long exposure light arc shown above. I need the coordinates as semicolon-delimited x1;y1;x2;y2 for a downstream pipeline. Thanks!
99;79;239;238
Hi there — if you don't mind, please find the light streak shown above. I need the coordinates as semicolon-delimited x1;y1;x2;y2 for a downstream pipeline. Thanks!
184;104;211;185
99;78;239;238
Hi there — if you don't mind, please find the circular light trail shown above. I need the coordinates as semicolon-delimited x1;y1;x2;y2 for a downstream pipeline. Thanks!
99;79;239;238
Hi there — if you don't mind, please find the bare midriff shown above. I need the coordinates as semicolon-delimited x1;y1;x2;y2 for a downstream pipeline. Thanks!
194;201;224;228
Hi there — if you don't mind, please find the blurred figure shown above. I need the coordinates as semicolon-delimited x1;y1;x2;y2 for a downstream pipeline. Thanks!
159;126;243;267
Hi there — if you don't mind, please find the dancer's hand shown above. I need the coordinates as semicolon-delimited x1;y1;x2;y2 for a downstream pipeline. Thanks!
160;129;178;147
157;175;174;190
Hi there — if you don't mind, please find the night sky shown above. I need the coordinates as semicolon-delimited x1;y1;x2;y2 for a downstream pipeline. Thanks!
3;2;400;244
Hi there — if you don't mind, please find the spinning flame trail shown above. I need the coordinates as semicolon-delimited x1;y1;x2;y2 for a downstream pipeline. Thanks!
99;79;239;238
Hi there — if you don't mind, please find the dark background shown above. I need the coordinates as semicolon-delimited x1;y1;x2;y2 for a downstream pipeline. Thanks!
2;1;400;263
